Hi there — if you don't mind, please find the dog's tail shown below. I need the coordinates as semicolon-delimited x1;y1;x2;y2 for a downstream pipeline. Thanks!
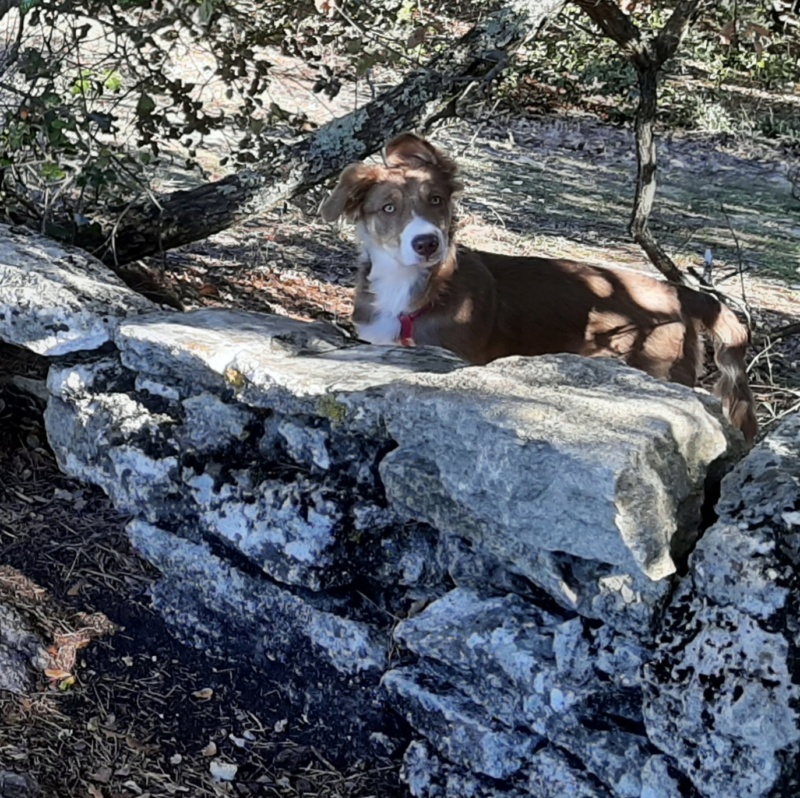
693;293;758;444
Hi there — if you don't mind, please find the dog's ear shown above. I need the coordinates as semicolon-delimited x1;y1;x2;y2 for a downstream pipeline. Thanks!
384;132;459;184
385;133;438;164
386;132;456;169
319;163;378;222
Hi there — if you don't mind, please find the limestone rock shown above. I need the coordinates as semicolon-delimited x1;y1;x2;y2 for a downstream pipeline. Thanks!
0;771;39;798
127;519;388;674
716;414;800;531
526;747;615;798
45;358;182;519
645;604;798;796
644;415;800;798
639;756;689;798
114;308;462;415
0;224;155;355
393;588;573;733
44;351;399;592
384;667;537;780
111;310;738;599
47;308;740;626
401;738;615;798
390;588;652;795
34;305;768;798
380;355;734;585
189;471;349;589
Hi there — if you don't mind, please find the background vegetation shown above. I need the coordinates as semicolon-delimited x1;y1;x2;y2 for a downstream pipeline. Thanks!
0;0;797;241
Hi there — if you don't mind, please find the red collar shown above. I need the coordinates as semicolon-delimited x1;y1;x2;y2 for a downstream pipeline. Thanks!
398;307;428;347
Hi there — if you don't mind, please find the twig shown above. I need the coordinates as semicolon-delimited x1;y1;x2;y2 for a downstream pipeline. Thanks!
747;334;780;375
764;321;800;343
761;397;800;428
334;3;417;66
719;201;748;308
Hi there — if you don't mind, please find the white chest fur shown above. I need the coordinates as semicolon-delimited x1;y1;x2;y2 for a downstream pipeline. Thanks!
355;219;434;345
358;258;420;343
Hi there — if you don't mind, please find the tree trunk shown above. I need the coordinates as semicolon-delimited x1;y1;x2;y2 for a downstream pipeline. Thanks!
80;0;564;266
627;65;685;283
572;0;709;285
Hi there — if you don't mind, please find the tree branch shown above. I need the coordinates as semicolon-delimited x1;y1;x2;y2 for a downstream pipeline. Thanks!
570;0;648;65
73;0;564;266
625;65;684;280
653;0;711;65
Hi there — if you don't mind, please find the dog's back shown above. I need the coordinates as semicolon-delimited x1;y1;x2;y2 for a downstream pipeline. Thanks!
461;252;697;383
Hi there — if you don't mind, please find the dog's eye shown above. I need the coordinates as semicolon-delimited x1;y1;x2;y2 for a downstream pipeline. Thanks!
382;203;396;214
430;195;442;206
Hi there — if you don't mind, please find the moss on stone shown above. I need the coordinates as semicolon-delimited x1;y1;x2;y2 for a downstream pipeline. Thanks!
317;394;347;425
224;367;247;390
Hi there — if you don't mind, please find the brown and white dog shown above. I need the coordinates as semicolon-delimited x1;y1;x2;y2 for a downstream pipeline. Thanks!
320;132;758;443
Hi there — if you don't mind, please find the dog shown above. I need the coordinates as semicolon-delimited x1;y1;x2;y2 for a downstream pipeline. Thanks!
320;132;758;443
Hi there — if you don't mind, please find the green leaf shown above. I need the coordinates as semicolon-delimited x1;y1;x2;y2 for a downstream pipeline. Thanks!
136;93;156;116
196;0;215;25
103;70;123;93
41;162;66;181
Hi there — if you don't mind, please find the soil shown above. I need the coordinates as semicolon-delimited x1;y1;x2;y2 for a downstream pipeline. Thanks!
1;39;799;798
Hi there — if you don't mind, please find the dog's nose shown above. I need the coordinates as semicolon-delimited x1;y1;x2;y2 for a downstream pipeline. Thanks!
412;234;439;259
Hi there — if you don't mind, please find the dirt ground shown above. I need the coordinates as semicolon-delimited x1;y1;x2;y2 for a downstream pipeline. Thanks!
1;68;800;798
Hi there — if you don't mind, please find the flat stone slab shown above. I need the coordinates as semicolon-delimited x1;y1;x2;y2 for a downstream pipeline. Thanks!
0;224;155;355
110;309;737;584
128;519;388;675
116;308;463;401
378;355;734;582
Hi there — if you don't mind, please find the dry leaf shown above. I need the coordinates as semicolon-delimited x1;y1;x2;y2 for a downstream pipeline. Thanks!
192;687;214;701
126;736;159;754
314;0;336;17
406;26;426;49
89;765;113;784
44;667;72;681
201;741;217;757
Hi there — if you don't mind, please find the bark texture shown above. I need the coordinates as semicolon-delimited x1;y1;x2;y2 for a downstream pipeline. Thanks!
82;0;564;266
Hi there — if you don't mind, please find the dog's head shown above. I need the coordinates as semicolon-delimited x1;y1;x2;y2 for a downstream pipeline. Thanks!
320;133;461;269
